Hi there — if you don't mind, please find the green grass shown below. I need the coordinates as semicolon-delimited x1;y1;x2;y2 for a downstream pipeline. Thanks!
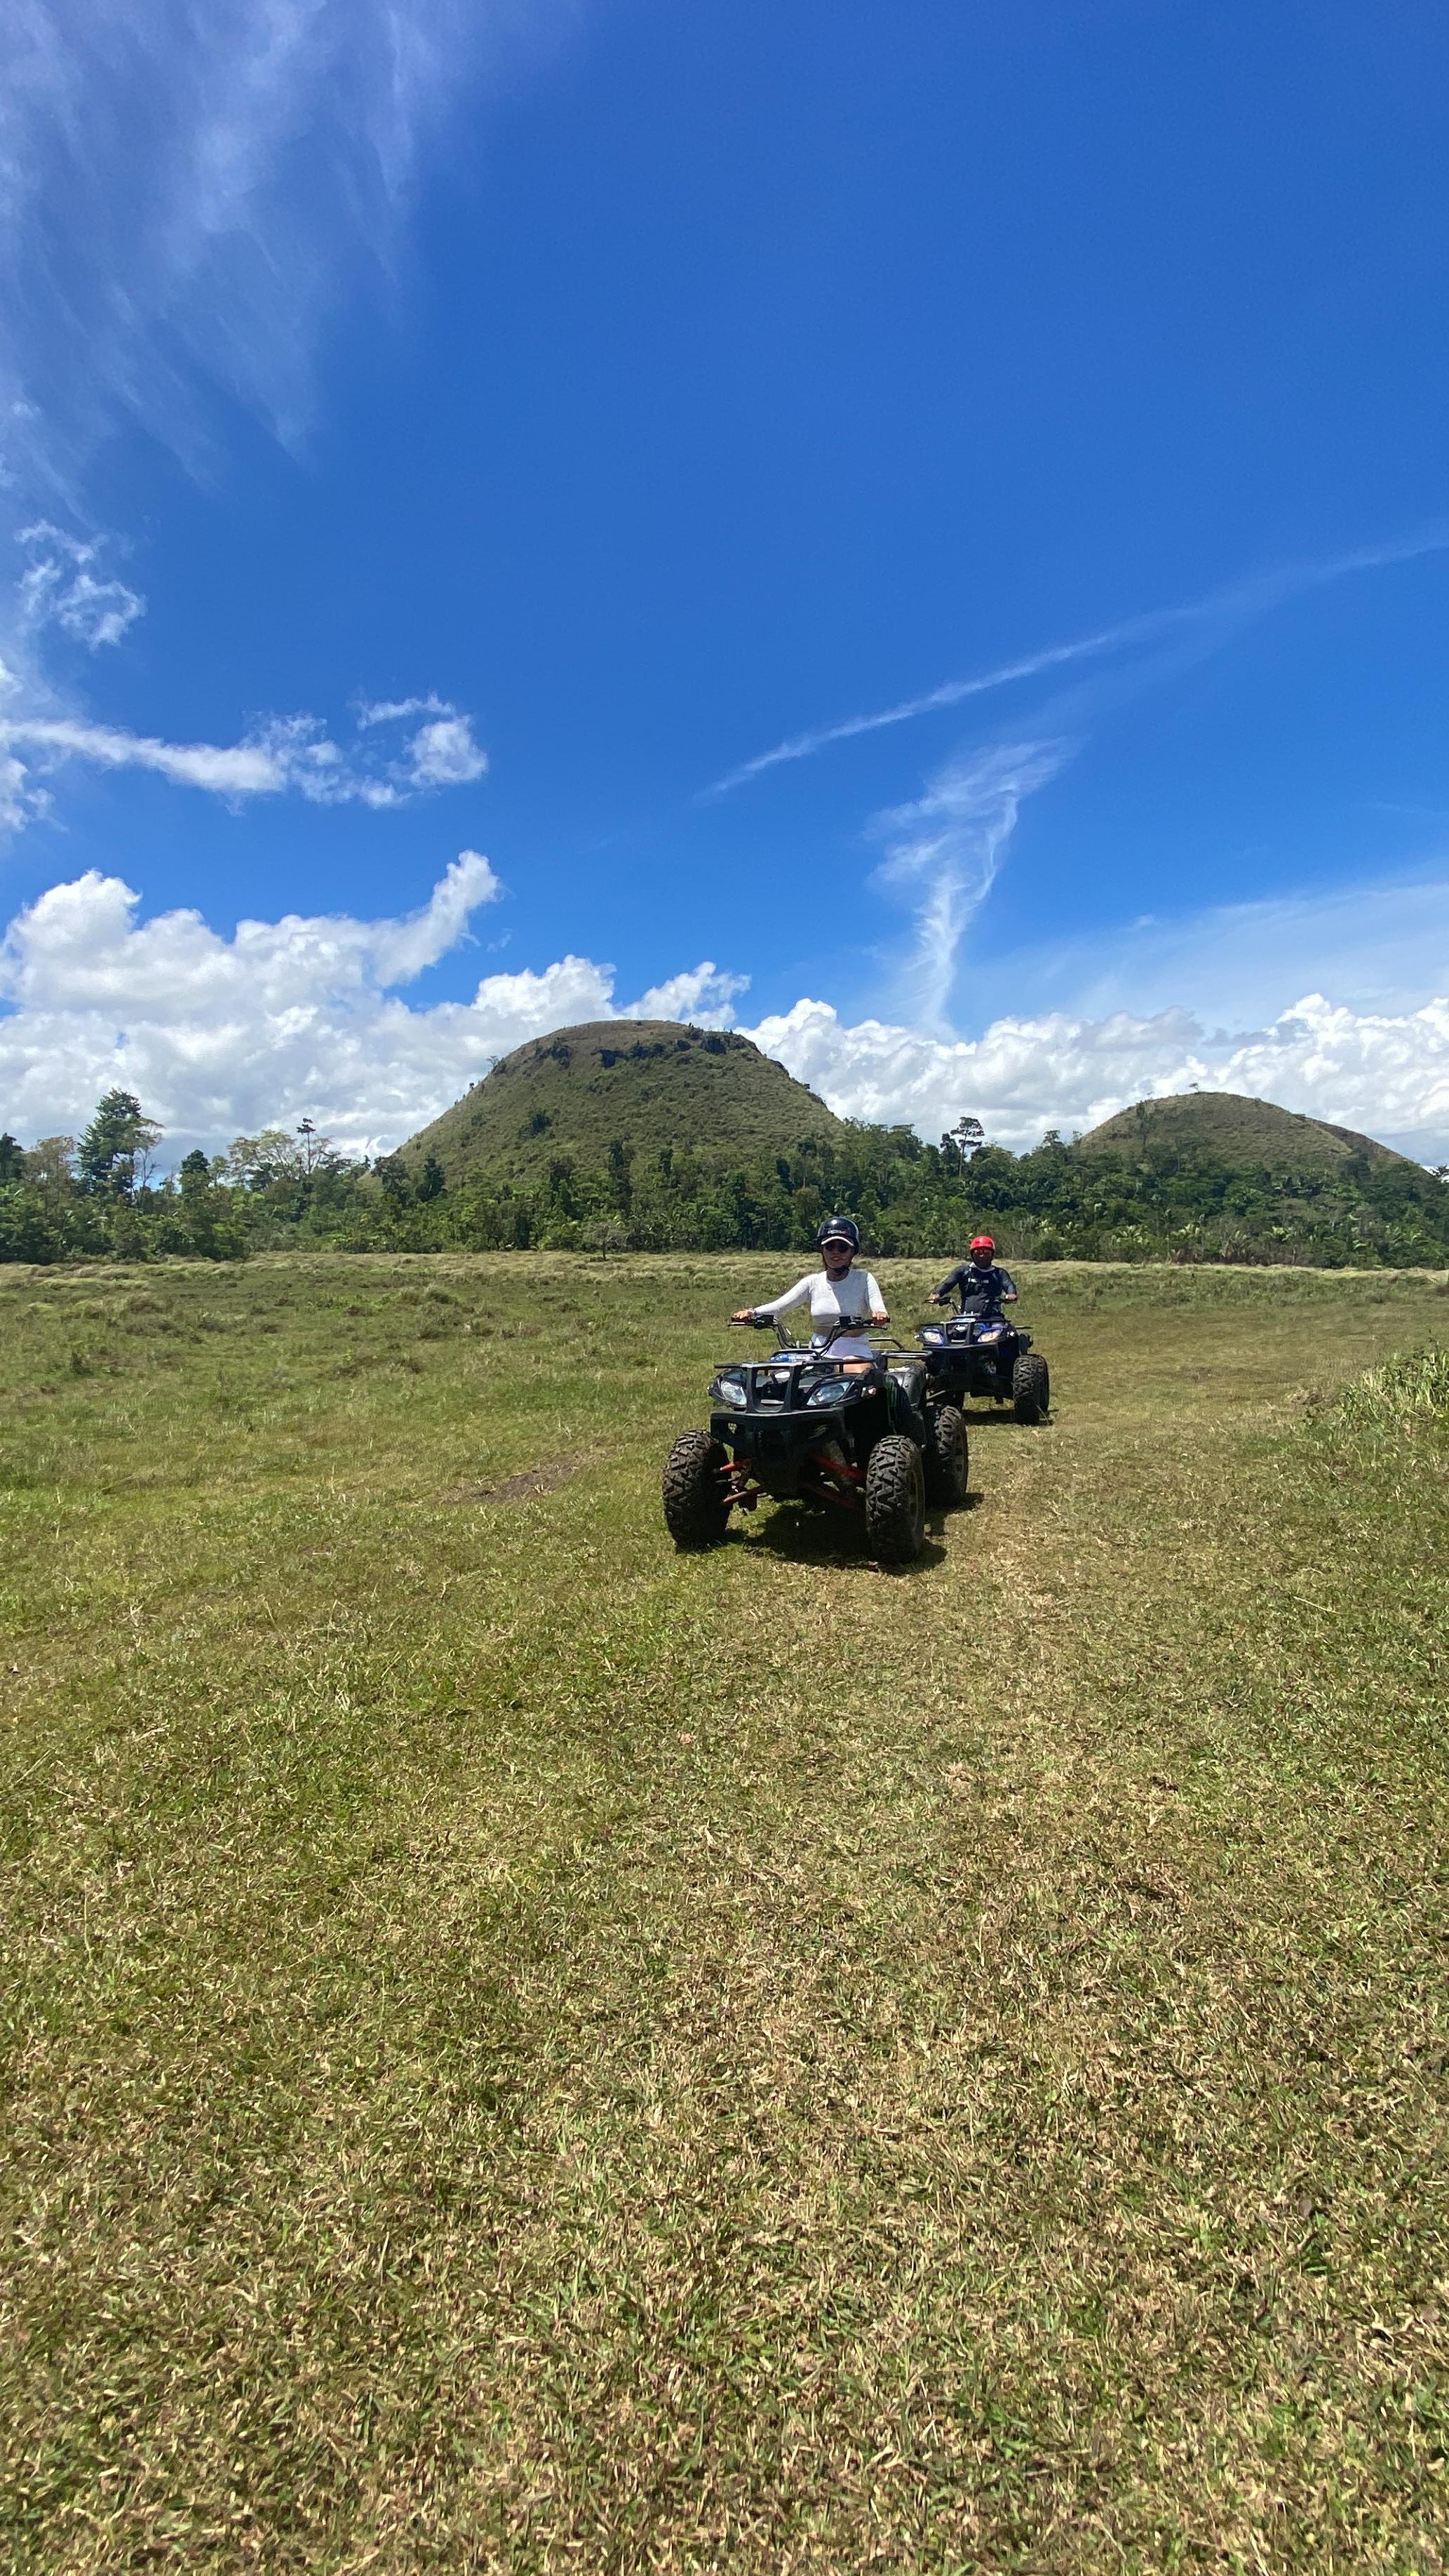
2;1254;1449;2571
1330;1342;1449;1435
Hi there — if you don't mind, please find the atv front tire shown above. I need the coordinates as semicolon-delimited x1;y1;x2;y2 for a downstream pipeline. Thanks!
1012;1353;1050;1425
865;1433;926;1562
922;1402;969;1506
663;1431;732;1549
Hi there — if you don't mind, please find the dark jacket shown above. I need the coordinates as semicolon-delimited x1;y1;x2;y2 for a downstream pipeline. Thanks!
934;1260;1018;1316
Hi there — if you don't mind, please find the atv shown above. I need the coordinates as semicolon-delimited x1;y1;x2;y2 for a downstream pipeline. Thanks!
663;1315;969;1562
917;1306;1051;1424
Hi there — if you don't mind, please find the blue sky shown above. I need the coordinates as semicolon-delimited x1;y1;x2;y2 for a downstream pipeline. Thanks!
3;0;1449;1156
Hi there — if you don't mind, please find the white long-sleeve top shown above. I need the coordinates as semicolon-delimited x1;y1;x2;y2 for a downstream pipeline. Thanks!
754;1268;886;1360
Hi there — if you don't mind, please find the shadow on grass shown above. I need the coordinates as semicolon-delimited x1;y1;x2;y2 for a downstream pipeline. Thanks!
729;1505;950;1576
963;1407;1053;1430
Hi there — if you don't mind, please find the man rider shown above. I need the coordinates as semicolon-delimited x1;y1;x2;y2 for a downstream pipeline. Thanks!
733;1216;888;1361
929;1234;1018;1320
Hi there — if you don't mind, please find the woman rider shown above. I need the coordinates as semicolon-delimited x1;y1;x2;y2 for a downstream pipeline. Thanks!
732;1216;889;1360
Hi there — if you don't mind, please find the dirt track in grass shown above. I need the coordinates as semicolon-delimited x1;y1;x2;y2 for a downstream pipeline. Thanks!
1;1254;1448;2571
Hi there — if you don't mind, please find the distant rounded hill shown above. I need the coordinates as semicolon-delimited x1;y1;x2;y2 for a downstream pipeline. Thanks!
1076;1089;1413;1173
403;1020;849;1183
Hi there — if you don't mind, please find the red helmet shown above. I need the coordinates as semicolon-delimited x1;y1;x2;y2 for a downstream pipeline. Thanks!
969;1235;996;1257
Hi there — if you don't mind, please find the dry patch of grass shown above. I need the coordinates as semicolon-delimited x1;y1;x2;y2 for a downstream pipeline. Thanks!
1;1256;1448;2569
447;1457;598;1505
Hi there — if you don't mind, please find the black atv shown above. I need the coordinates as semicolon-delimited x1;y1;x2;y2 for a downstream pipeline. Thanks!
663;1315;969;1562
917;1305;1051;1424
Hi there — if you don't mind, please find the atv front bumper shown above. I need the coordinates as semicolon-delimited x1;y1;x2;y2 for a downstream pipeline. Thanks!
709;1407;835;1494
919;1325;1026;1403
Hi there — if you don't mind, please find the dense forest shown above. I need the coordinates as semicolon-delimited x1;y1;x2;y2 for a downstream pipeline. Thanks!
5;1086;1449;1268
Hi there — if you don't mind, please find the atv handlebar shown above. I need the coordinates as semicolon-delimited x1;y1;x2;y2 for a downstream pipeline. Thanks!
731;1313;896;1353
733;1310;858;1342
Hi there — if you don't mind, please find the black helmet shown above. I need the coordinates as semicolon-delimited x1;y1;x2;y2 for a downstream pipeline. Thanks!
816;1214;861;1254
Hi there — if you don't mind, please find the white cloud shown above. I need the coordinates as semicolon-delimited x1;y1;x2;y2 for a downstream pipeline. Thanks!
0;753;32;834
743;991;1449;1162
624;963;751;1029
0;0;584;467
370;850;500;980
5;716;292;799
8;861;1449;1167
0;859;722;1158
0;699;488;822
405;715;489;788
16;521;144;648
356;695;450;728
0;512;487;833
0;851;501;1018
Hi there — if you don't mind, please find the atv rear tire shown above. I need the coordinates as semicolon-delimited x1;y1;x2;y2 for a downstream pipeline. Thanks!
663;1431;732;1549
1012;1353;1050;1425
922;1402;969;1506
865;1433;926;1562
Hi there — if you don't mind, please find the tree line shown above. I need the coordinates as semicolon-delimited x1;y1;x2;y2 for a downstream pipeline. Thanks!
4;1086;1449;1268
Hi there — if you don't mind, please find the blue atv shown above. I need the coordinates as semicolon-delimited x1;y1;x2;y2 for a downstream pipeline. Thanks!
917;1307;1051;1424
663;1315;969;1562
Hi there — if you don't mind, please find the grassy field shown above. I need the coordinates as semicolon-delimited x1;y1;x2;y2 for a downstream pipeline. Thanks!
2;1253;1448;2572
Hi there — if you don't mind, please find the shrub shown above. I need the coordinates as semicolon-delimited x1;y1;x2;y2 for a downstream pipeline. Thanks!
1331;1346;1449;1435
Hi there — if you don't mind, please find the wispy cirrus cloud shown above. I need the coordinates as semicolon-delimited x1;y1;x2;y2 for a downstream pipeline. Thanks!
16;521;144;648
356;695;452;728
712;526;1449;1031
0;6;537;836
871;740;1072;1026
0;0;584;476
707;530;1449;795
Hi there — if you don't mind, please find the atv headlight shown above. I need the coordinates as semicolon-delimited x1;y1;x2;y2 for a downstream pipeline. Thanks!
922;1327;946;1346
805;1376;851;1407
710;1372;748;1407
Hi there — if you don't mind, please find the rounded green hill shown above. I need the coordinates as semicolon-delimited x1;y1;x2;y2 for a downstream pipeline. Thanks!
403;1020;849;1183
1075;1089;1413;1174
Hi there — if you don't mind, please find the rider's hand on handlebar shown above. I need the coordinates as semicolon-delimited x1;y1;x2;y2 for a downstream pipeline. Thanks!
871;1310;889;1327
730;1308;758;1324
